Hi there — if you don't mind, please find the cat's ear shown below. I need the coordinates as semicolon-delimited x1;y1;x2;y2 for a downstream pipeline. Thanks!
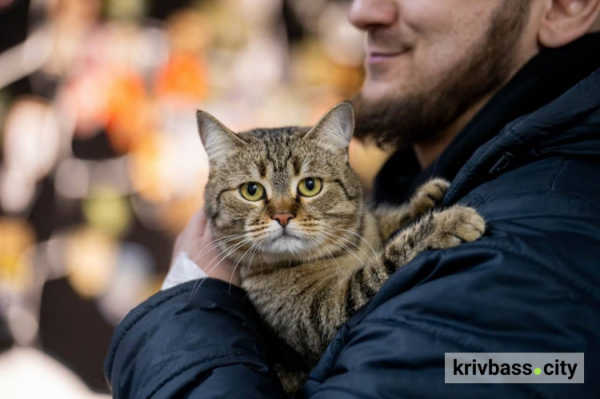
304;102;354;153
196;110;244;166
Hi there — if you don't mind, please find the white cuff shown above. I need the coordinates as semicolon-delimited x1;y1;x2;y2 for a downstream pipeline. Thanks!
161;252;209;291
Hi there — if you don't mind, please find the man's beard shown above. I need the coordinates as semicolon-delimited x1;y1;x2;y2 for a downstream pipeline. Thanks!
352;0;532;149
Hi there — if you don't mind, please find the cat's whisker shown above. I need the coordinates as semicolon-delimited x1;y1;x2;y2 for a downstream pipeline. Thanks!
246;237;264;269
243;240;264;281
188;233;248;299
192;233;247;262
228;240;261;293
190;238;253;298
191;240;237;264
303;234;320;257
191;238;251;296
192;235;241;261
205;238;252;274
190;229;272;299
317;230;367;269
311;231;350;277
320;226;374;262
308;236;344;277
192;228;269;266
327;225;380;260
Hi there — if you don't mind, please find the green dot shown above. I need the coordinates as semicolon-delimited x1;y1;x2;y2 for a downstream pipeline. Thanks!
534;368;542;375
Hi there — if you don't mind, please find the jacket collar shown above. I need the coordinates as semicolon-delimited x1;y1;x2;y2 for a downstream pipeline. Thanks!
444;66;600;204
373;33;600;205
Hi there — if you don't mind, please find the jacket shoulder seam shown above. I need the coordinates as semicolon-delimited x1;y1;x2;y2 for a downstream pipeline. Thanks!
471;183;600;213
550;157;567;192
461;241;599;304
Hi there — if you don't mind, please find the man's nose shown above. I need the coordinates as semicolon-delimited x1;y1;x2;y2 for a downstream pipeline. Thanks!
348;0;398;30
273;213;294;227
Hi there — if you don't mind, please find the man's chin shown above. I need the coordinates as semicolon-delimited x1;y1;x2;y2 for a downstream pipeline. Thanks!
359;80;401;104
350;90;415;149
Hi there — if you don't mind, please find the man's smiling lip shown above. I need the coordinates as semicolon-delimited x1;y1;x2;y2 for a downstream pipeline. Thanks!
367;49;411;64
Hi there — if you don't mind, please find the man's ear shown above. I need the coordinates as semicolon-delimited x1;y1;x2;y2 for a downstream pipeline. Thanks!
539;0;600;48
196;110;244;166
304;102;355;154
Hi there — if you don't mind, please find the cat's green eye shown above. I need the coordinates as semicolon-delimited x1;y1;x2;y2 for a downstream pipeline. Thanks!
240;182;265;201
298;178;323;197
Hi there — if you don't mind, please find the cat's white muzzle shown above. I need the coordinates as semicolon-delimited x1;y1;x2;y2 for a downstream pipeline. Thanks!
258;222;320;255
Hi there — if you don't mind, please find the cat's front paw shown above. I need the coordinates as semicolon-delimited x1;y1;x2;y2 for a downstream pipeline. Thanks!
409;178;451;215
430;206;486;248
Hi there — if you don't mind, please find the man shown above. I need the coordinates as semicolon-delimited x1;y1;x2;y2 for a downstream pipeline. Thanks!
105;0;600;397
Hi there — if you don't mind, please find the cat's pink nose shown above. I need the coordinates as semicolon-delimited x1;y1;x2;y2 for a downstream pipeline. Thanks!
273;213;294;227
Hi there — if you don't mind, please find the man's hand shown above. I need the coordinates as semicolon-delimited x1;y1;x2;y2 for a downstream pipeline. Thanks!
166;209;241;288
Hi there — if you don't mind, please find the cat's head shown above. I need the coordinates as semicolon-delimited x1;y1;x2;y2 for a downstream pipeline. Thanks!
198;102;364;269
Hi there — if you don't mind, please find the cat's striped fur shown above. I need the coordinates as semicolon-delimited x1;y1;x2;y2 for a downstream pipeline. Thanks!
198;102;485;392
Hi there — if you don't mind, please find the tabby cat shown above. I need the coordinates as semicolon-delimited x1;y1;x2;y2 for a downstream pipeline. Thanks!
197;102;485;392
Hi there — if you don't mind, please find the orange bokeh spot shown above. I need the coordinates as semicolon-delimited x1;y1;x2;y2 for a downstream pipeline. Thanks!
105;71;152;153
155;53;209;102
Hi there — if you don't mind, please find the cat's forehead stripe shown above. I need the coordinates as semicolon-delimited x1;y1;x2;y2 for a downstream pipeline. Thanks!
293;157;302;176
258;159;267;178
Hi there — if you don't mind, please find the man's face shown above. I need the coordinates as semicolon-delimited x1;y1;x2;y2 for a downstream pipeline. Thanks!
349;0;532;148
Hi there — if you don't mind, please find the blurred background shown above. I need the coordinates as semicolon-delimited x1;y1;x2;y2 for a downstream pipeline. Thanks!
0;0;390;396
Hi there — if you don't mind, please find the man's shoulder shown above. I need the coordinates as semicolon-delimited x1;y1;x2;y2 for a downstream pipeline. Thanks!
462;155;600;214
357;154;600;331
455;155;600;282
331;155;600;386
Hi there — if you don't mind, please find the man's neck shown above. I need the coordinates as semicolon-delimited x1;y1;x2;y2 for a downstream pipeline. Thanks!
413;40;542;170
412;93;493;169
